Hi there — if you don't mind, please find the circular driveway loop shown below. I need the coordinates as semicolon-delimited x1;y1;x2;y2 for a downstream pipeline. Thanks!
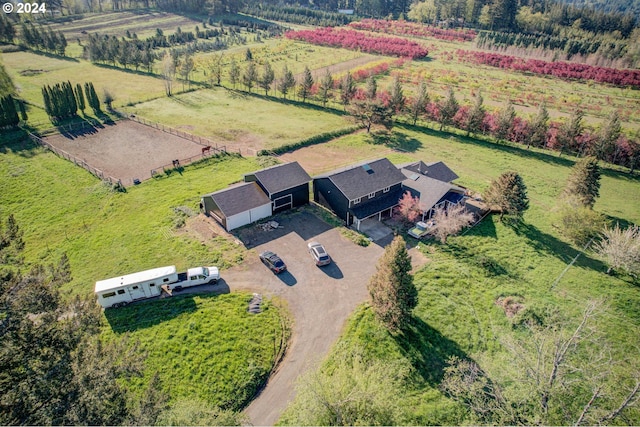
220;211;385;426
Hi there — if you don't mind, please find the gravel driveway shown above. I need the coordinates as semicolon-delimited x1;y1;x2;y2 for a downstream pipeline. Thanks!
217;210;384;425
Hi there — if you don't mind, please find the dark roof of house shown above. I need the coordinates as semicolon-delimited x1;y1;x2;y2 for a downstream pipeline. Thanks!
315;158;406;201
399;160;459;183
401;169;465;211
350;188;404;220
247;162;311;195
207;182;271;217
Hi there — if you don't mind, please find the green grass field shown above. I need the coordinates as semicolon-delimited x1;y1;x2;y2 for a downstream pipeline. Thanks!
124;88;351;151
3;51;167;127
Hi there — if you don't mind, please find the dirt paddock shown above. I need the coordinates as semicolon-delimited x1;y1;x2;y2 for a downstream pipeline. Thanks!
43;120;207;185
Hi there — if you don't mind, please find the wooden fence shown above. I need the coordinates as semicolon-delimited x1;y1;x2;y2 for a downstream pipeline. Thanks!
127;114;226;154
27;131;122;186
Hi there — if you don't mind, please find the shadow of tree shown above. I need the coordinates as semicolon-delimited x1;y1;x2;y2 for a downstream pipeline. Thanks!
443;241;513;278
394;316;467;386
512;222;607;272
366;130;422;152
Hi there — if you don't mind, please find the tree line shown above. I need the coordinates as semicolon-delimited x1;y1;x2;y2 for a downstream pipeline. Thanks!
476;30;640;68
41;81;100;123
242;4;353;27
209;56;638;172
13;21;67;56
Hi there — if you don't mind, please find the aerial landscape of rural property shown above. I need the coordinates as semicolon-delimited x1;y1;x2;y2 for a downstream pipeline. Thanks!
1;0;640;423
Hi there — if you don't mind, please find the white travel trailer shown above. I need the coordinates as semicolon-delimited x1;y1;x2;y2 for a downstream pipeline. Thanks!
95;265;220;308
95;265;177;308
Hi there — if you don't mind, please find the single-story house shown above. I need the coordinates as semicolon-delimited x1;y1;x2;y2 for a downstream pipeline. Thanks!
399;160;466;220
313;158;406;230
200;182;272;231
244;161;311;213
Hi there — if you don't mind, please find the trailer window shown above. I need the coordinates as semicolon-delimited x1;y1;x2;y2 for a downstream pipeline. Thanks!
150;283;155;287
117;289;125;295
102;292;116;298
132;286;139;290
163;278;169;282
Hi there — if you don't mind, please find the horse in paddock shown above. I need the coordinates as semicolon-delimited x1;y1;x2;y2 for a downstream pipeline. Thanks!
202;146;212;156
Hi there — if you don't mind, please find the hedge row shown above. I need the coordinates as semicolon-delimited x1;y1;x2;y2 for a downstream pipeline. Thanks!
258;125;362;156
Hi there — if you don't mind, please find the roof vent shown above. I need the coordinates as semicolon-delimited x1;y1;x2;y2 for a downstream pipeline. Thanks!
410;173;420;181
362;164;374;174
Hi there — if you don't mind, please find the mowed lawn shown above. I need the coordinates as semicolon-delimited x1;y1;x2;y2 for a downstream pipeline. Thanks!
125;88;352;151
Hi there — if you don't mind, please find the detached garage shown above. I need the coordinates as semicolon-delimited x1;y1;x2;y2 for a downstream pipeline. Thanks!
201;182;272;231
244;162;311;213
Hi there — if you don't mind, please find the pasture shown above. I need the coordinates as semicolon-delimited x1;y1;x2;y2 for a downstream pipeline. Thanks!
124;88;352;152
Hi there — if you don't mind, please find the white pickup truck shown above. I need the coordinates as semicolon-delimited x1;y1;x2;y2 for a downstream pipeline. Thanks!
95;265;220;308
169;266;219;291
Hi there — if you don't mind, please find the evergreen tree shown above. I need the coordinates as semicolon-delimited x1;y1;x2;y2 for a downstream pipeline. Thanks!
258;61;275;96
74;83;85;114
495;101;516;141
465;91;485;136
388;76;405;115
318;69;333;107
17;99;27;122
278;65;295;100
339;71;356;109
438;86;459;130
298;66;313;103
242;61;257;93
484;171;529;220
528;102;549;149
595;110;621;161
409;81;429;125
228;58;240;89
562;156;601;208
557;109;584;156
0;62;16;97
84;82;101;114
367;235;417;332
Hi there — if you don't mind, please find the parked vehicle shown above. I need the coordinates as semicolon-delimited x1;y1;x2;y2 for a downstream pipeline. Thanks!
95;265;220;308
408;220;435;239
308;241;331;266
259;251;287;274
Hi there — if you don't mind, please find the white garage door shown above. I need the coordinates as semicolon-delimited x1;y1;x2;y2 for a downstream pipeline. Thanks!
226;203;272;231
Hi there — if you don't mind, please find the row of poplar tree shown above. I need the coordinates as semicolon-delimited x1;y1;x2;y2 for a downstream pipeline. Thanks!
41;82;101;123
